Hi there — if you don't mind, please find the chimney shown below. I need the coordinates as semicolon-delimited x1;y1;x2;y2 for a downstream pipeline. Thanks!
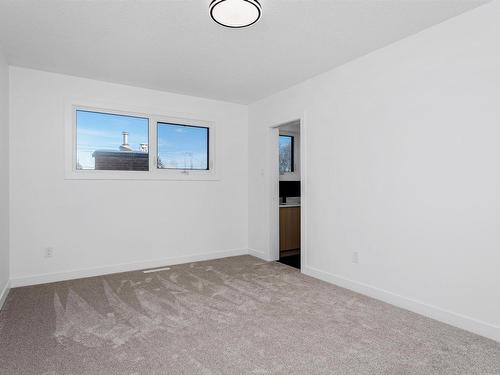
119;131;133;151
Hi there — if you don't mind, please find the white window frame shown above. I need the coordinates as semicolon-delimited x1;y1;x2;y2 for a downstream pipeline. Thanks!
64;101;218;180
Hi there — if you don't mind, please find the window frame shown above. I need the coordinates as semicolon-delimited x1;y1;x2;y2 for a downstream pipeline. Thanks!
279;134;295;173
65;102;217;181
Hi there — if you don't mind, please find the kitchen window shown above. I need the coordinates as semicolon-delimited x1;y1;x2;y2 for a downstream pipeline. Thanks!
279;135;294;174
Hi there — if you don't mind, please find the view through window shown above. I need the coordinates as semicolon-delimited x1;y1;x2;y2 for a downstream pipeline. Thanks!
75;109;212;173
279;135;294;174
157;123;209;170
76;110;149;171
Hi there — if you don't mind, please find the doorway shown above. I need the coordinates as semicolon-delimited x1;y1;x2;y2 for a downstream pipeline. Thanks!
275;120;301;269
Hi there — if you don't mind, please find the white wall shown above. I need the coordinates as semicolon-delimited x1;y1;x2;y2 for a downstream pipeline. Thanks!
9;67;248;285
249;1;500;342
0;46;9;306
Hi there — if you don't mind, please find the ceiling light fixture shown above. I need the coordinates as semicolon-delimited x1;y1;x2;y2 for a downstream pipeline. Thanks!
209;0;262;28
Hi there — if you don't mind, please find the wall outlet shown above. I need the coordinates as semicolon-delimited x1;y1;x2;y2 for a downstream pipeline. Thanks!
45;247;54;258
352;251;359;264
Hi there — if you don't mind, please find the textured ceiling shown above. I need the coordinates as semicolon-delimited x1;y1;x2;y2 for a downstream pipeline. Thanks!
0;0;488;103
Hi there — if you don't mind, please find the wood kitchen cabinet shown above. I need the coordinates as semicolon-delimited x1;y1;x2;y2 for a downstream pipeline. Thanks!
279;206;301;255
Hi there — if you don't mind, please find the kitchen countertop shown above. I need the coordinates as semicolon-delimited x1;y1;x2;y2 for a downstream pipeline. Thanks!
279;204;301;208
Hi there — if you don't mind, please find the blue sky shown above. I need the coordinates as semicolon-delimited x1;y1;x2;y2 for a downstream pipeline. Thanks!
157;123;208;170
76;110;208;170
76;110;148;169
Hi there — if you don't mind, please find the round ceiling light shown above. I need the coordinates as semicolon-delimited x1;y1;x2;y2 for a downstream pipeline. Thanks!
209;0;262;28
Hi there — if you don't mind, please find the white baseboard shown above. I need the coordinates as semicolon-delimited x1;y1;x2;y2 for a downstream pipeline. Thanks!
10;248;248;288
248;248;275;262
302;265;500;343
0;280;10;310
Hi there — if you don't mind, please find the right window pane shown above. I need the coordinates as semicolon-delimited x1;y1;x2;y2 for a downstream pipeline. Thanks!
279;135;294;174
157;122;209;170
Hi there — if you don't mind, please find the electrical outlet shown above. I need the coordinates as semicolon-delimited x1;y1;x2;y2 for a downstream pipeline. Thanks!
352;251;359;264
45;247;54;258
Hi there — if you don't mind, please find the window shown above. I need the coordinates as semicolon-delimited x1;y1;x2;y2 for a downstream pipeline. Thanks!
157;123;209;170
67;104;216;180
76;110;149;171
279;135;294;174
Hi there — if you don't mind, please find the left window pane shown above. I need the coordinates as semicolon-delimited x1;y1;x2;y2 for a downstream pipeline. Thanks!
76;110;149;171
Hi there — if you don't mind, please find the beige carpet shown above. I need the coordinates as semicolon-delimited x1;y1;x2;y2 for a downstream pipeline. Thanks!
0;255;499;374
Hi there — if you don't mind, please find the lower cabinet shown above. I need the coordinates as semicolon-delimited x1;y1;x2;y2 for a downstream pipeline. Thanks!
279;207;301;256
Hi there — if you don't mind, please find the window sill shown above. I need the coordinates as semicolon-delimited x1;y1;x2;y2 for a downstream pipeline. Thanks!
65;169;220;181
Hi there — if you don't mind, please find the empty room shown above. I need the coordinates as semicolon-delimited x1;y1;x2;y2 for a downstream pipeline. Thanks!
0;0;499;374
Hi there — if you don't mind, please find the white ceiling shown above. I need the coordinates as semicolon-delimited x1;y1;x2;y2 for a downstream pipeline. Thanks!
0;0;488;104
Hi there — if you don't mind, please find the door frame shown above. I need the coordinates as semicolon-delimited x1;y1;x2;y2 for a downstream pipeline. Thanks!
268;114;307;270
